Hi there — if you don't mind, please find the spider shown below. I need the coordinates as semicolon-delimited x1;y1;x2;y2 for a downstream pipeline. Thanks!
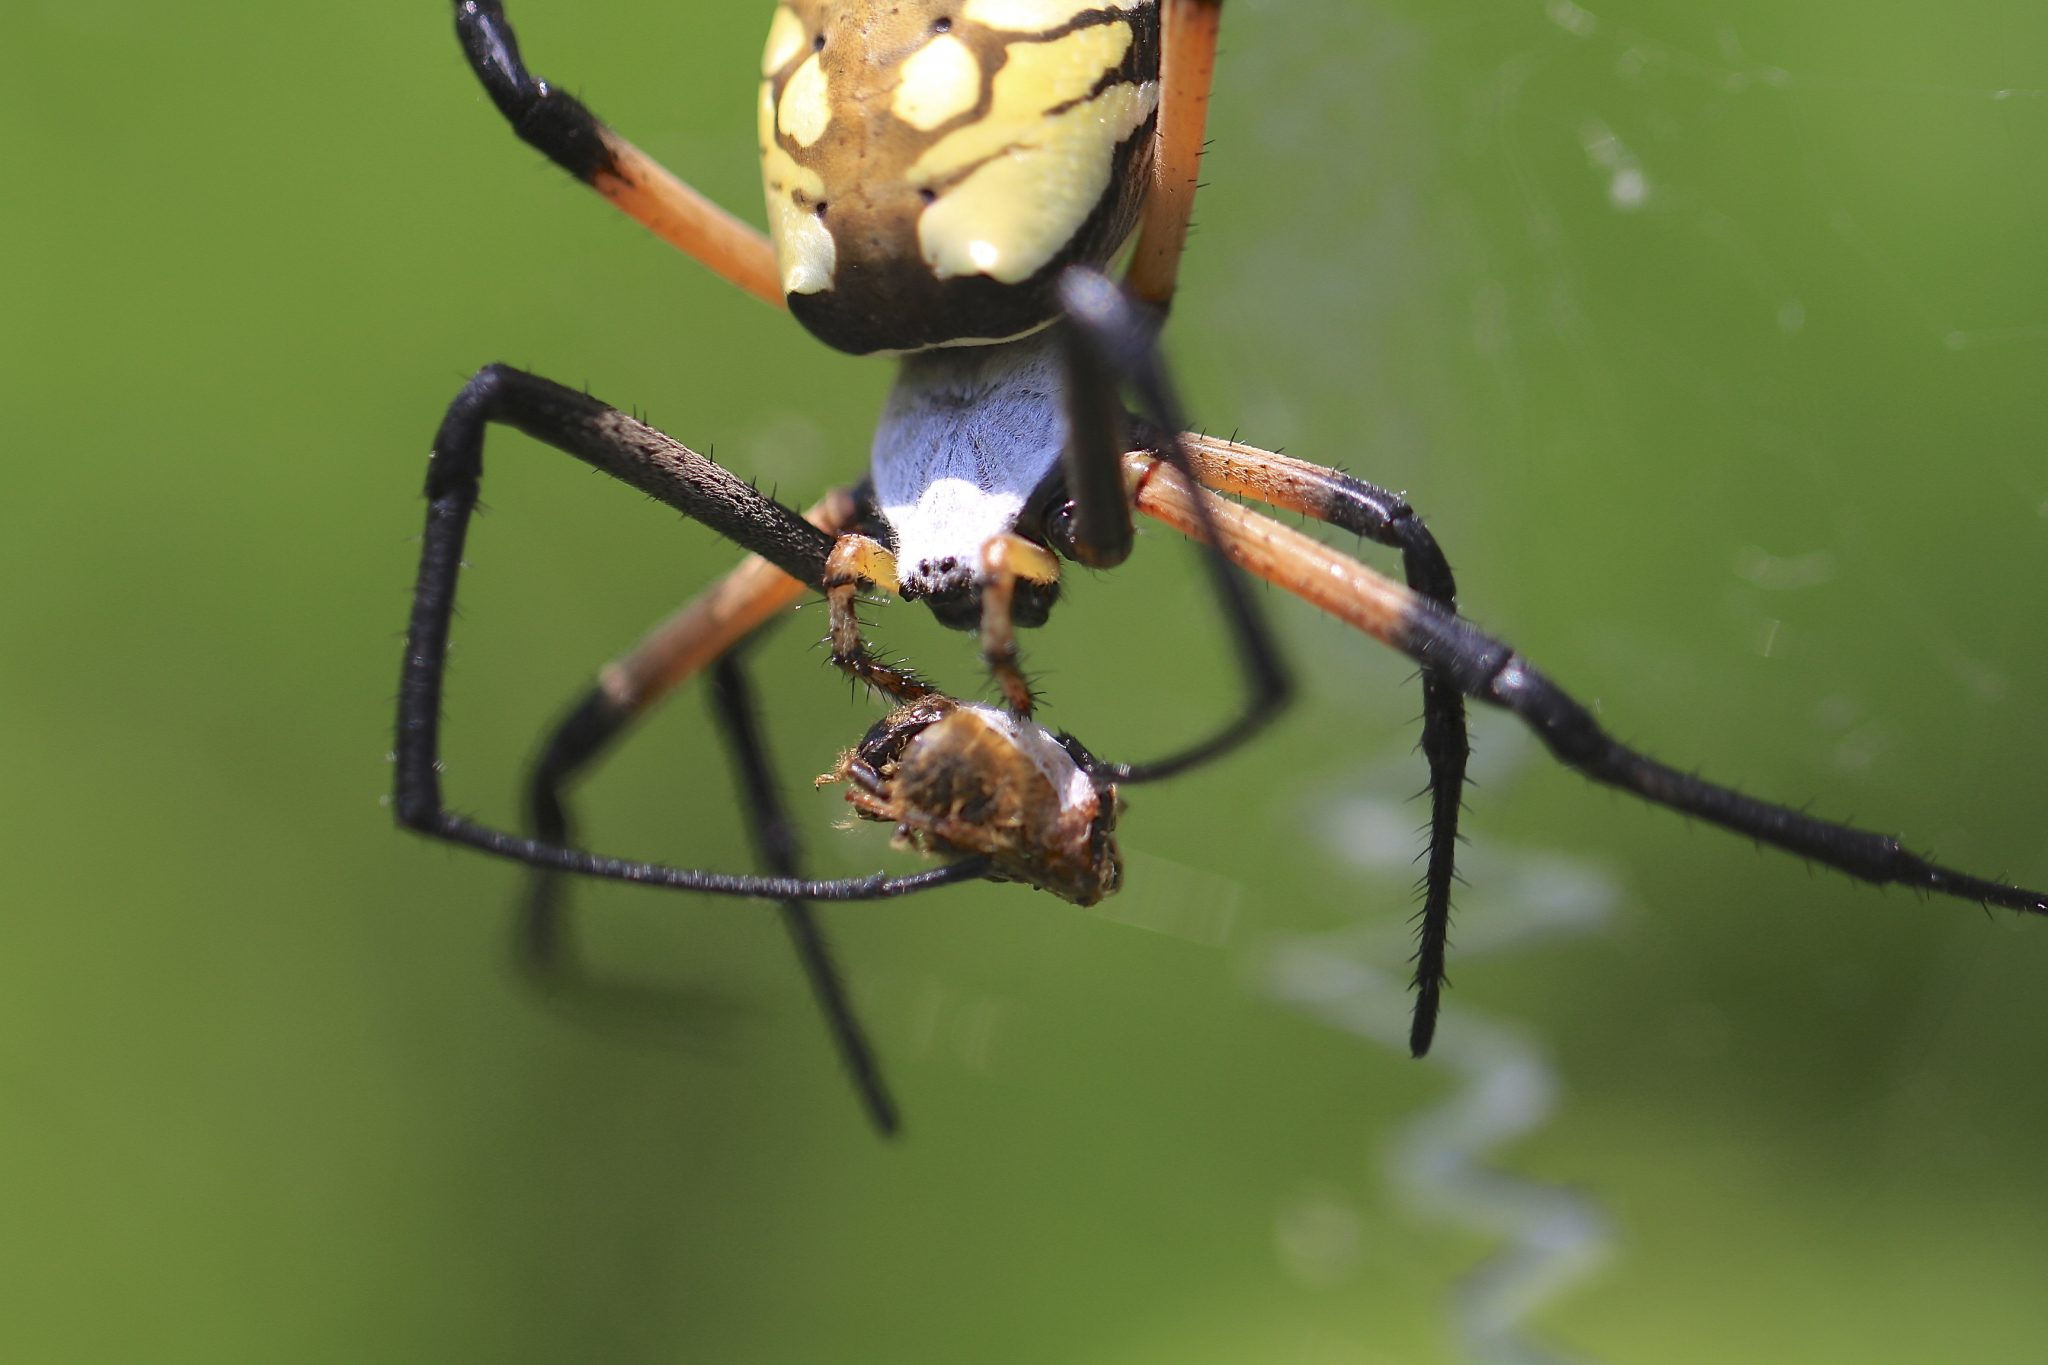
396;0;2048;1134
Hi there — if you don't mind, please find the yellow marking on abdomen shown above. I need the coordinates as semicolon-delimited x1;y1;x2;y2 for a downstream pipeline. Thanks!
908;21;1149;283
777;51;831;148
911;23;1135;183
918;82;1157;282
893;34;983;132
760;85;835;295
962;0;1107;30
760;5;806;77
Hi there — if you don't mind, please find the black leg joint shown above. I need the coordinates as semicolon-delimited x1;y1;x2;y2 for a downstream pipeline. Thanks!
524;687;631;844
1267;463;1460;612
424;363;504;497
455;1;617;183
393;363;981;904
1402;605;1510;703
1051;279;1140;569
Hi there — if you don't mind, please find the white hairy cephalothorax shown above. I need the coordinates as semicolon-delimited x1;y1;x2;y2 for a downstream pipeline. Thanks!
870;329;1070;596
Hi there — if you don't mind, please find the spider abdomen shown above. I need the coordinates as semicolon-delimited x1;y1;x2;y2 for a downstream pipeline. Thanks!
760;0;1161;355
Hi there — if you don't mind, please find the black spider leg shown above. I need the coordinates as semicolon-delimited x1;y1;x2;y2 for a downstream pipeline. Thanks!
1403;605;2048;916
513;643;899;1135
395;363;991;900
1056;270;1473;1053
1052;267;1294;783
456;0;612;184
1223;461;1470;1055
709;652;901;1136
518;685;615;970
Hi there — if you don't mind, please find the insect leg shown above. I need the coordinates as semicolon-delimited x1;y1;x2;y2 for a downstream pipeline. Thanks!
453;0;783;305
395;363;989;898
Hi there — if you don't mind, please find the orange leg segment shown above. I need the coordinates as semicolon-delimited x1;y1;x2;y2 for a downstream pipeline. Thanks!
1125;450;2048;1062
511;487;904;1137
1124;453;1418;646
977;533;1064;715
594;139;784;307
457;1;783;307
1126;0;1225;310
597;490;855;720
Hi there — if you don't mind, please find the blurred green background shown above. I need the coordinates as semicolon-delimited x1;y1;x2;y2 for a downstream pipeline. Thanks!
5;2;2046;1360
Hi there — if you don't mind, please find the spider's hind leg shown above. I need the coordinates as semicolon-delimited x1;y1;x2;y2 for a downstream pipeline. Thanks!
453;0;783;305
1126;0;1225;311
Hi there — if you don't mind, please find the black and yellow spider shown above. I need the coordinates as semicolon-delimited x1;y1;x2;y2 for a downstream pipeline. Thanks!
395;0;2046;1132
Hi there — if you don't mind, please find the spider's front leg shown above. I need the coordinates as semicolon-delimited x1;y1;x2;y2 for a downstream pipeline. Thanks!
1051;270;1295;783
521;501;849;965
705;650;901;1135
395;363;990;903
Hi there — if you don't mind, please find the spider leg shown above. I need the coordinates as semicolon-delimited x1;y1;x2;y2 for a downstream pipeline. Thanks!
395;363;989;899
976;534;1063;715
522;492;855;965
1174;434;1470;1057
1054;272;1476;1051
1128;455;2048;1000
822;535;938;704
1126;0;1225;311
708;652;901;1137
1054;268;1293;784
453;1;783;306
936;307;1134;720
507;489;899;1134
